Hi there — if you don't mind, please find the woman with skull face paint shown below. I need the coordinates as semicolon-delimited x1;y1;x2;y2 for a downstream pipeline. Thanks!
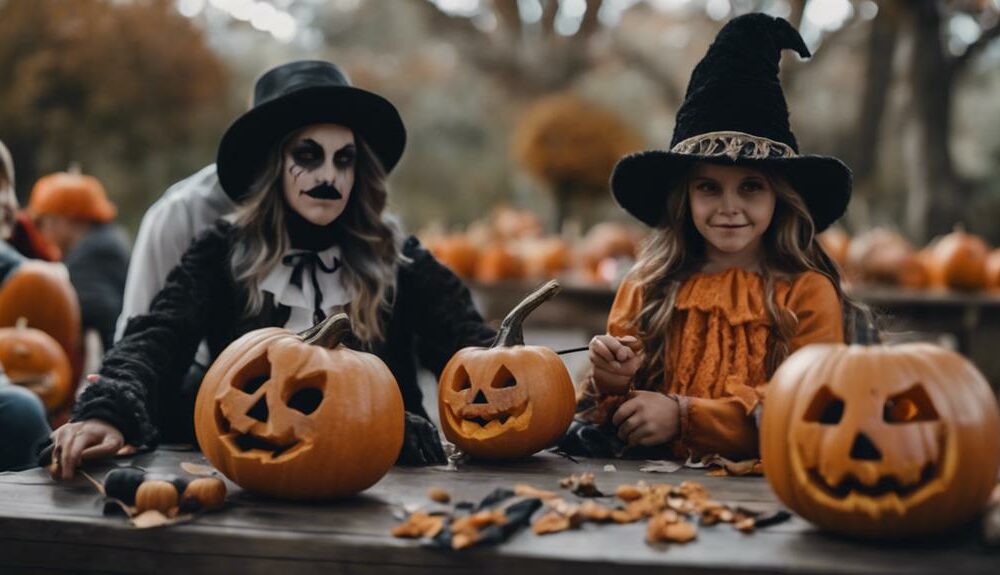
48;61;496;479
574;15;875;461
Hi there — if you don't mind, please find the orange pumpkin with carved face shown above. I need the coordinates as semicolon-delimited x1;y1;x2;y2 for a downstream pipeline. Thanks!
194;314;404;500
761;344;1000;538
0;318;73;411
438;281;575;459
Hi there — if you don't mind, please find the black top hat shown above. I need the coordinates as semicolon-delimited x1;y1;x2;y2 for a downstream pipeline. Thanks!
216;60;406;202
611;14;851;232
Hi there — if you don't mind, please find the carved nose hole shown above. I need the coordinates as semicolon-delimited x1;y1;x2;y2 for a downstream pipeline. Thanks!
472;390;488;404
849;432;882;461
247;395;269;423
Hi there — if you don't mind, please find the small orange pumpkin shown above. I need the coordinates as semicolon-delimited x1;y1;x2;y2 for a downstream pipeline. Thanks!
0;260;80;359
134;480;179;514
438;280;575;459
845;228;916;286
428;234;479;279
0;318;73;411
194;314;404;500
925;228;989;291
985;248;1000;291
520;237;571;279
817;227;850;269
761;343;1000;538
475;244;526;283
180;477;227;511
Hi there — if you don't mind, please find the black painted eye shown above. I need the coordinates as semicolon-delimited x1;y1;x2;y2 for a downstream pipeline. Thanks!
290;141;324;168
804;386;845;425
334;148;356;169
884;384;939;423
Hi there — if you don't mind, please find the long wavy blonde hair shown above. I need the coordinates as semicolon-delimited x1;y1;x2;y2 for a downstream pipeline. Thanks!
230;130;404;345
627;166;868;389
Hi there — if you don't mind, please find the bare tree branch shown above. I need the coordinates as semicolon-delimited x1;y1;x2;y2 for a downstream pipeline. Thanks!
610;36;684;108
579;0;604;38
492;0;523;40
541;0;559;38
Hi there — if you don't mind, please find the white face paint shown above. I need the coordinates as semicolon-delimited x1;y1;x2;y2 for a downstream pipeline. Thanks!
282;123;356;226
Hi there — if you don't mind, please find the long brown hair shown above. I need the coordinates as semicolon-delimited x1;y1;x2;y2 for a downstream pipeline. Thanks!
230;129;404;345
627;165;869;389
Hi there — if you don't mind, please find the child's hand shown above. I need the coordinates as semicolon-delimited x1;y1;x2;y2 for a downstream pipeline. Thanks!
612;391;680;447
589;334;643;395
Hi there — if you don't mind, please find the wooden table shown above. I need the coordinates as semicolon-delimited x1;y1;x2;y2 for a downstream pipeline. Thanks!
0;448;995;574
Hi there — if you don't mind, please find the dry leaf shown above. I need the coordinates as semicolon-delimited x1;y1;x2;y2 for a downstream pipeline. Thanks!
452;510;507;532
532;511;573;535
640;460;683;473
390;511;447;539
615;484;645;502
180;462;217;476
706;468;728;477
578;501;614;522
559;473;604;497
131;510;175;529
735;516;756;533
427;487;451;503
514;484;560;500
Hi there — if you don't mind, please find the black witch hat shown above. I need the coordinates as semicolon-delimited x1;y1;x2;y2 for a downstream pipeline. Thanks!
611;13;851;232
217;60;406;203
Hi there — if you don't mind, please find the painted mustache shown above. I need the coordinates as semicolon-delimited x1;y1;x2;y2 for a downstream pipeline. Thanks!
300;182;343;200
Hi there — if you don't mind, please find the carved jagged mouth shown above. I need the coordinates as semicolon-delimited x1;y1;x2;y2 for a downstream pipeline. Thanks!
222;433;303;461
455;402;530;436
808;462;938;500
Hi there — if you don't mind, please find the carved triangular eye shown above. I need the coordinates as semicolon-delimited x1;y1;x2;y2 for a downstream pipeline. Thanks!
489;365;517;389
884;384;939;423
803;386;844;424
451;365;471;392
287;374;325;415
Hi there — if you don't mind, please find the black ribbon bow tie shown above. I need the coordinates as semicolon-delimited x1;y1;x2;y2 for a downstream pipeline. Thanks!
282;251;342;325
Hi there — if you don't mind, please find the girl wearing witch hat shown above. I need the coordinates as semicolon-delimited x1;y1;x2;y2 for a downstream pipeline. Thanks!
48;60;496;477
579;14;871;460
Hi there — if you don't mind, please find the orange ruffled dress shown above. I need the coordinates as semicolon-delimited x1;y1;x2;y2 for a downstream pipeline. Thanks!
578;267;844;460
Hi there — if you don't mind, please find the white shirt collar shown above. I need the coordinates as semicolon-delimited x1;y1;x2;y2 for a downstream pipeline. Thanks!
259;245;351;332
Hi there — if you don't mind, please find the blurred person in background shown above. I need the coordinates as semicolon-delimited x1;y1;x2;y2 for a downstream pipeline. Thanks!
0;138;52;471
28;169;130;354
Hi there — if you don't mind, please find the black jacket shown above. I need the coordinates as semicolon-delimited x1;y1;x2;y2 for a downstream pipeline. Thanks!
73;220;496;446
64;223;130;351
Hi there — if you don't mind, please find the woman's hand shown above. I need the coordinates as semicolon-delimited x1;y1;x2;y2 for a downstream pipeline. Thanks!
612;390;681;447
589;334;643;395
49;419;126;480
397;412;446;466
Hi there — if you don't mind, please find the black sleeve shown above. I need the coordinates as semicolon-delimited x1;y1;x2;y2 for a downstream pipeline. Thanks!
400;236;496;376
64;236;128;351
71;222;232;447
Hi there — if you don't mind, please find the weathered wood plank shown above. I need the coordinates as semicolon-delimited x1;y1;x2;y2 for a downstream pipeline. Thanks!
0;449;994;575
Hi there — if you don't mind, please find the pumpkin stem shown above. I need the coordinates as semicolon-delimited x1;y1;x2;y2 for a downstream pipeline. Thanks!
300;313;351;349
491;280;561;348
15;317;27;330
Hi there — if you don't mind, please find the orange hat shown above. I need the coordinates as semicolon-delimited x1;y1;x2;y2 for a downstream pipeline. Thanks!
28;171;116;223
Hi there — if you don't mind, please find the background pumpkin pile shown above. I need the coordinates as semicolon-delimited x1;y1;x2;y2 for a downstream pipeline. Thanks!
821;226;1000;292
420;207;643;286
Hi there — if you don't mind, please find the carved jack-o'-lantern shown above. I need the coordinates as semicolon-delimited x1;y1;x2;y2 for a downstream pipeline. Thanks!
438;280;575;459
762;344;1000;538
194;314;404;500
0;318;73;411
0;261;80;360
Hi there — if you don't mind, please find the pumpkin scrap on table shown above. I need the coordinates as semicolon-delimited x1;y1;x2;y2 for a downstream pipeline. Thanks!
438;280;575;460
531;479;787;544
95;467;228;528
391;487;543;551
558;472;605;497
